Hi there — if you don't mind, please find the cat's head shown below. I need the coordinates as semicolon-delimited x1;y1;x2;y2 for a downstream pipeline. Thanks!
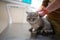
26;12;38;17
26;12;42;24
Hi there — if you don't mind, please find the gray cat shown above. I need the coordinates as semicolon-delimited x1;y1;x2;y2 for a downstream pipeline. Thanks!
26;12;54;35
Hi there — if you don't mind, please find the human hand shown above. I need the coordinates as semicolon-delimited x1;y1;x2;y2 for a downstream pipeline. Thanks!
37;10;45;17
37;6;48;17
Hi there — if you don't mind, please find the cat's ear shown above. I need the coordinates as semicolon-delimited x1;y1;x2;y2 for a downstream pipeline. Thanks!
26;12;28;14
26;12;31;15
26;12;30;15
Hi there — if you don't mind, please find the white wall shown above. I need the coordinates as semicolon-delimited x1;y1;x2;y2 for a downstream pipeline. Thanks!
9;6;27;23
0;1;9;33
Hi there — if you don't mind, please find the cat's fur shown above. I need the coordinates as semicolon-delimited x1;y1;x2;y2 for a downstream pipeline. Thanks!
26;12;53;34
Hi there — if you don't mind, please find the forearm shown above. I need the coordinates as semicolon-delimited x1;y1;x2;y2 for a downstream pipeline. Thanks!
46;0;60;13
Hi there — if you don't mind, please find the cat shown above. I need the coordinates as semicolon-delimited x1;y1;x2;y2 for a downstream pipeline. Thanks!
26;12;54;35
26;12;43;31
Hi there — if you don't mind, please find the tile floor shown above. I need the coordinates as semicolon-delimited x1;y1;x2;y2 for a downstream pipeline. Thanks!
0;23;60;40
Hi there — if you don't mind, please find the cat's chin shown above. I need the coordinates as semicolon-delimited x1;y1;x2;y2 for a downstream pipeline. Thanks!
30;22;35;24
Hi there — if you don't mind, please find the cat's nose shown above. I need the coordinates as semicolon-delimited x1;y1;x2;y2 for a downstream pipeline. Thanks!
30;19;32;21
30;19;33;21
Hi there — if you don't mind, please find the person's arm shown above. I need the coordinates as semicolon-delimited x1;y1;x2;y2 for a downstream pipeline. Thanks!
37;0;60;16
46;0;60;13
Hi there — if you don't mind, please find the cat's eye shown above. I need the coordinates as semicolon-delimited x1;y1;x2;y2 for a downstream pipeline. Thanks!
32;18;36;21
27;18;30;20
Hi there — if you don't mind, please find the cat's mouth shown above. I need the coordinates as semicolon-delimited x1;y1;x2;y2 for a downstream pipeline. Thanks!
29;20;38;24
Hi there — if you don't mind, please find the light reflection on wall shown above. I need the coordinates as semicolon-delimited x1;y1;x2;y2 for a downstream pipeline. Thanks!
27;0;43;12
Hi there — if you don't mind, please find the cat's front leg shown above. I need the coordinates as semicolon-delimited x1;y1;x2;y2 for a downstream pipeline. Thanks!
30;28;38;38
29;27;37;32
29;28;33;32
29;27;38;37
